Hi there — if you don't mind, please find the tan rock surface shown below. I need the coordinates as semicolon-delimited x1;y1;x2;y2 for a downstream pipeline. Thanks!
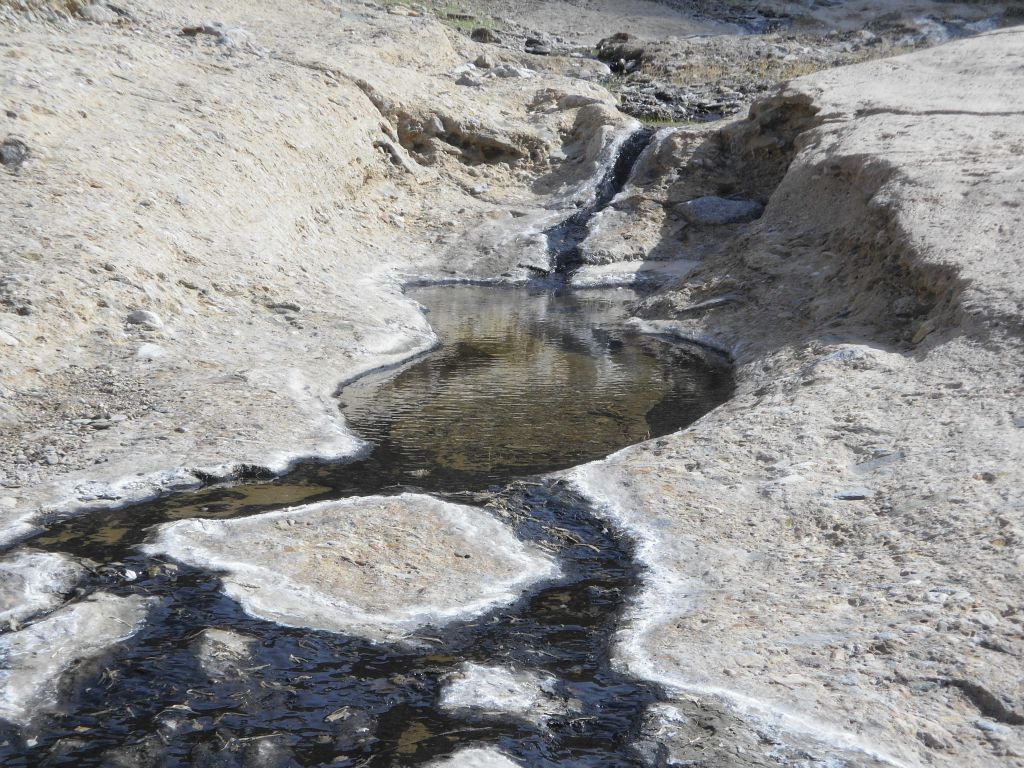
570;28;1024;768
145;493;559;641
1;1;1022;764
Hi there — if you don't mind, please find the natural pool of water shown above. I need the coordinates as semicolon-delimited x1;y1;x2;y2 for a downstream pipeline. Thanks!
3;284;732;767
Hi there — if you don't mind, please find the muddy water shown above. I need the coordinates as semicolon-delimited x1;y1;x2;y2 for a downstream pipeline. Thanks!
3;285;731;767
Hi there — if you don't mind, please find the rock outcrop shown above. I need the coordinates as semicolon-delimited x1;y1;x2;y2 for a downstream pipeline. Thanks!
571;27;1024;768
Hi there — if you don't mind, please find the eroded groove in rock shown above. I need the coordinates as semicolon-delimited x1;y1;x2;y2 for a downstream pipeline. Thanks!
545;128;654;275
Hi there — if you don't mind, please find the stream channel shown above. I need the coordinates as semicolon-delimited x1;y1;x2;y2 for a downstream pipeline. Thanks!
1;132;733;767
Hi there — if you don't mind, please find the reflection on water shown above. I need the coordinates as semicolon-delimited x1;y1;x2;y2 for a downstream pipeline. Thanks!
340;285;729;485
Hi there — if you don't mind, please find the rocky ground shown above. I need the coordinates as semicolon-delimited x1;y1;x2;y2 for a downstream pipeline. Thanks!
1;0;1023;766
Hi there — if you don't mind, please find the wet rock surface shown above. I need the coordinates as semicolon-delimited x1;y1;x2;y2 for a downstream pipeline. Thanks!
440;663;574;727
2;0;1023;766
0;549;85;629
428;746;523;767
0;281;730;765
0;592;152;726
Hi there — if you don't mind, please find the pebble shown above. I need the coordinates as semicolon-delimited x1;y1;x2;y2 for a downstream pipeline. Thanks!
1;137;30;171
126;309;163;329
835;486;875;500
679;196;764;226
79;4;118;24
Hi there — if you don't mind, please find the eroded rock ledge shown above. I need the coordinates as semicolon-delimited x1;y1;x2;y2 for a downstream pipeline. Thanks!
570;27;1024;768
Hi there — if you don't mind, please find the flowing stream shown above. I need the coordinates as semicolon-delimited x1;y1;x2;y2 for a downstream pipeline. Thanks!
1;132;733;767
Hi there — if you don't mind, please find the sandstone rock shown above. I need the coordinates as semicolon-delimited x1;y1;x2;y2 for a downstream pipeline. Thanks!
145;494;558;641
572;26;1024;768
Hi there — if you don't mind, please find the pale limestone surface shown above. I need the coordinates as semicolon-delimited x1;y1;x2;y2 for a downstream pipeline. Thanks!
439;662;572;726
145;494;559;641
0;592;152;726
569;28;1024;768
0;549;85;628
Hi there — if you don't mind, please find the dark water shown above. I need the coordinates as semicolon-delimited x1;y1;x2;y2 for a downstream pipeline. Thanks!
545;129;654;275
1;284;732;767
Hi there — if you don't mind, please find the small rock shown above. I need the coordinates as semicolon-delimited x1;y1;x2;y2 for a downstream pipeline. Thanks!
471;27;500;44
491;65;532;79
973;610;1001;629
1;137;29;172
678;196;764;226
265;301;301;314
136;343;165;361
78;4;118;23
917;730;950;750
456;72;482;87
835;486;875;500
126;309;163;329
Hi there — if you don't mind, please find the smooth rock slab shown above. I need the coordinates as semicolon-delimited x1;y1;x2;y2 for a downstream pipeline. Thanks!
145;494;559;642
439;662;573;727
678;196;763;226
0;550;86;629
0;592;153;726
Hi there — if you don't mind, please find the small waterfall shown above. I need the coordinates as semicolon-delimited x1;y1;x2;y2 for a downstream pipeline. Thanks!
545;128;655;276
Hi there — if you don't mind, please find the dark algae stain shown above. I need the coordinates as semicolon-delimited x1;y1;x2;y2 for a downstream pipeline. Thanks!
3;283;731;767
